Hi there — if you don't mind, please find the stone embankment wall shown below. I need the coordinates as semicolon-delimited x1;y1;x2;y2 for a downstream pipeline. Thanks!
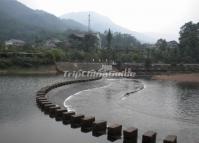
57;62;102;72
115;64;199;75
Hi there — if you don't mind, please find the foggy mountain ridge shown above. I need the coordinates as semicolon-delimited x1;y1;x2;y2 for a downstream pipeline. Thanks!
61;11;160;43
0;0;174;43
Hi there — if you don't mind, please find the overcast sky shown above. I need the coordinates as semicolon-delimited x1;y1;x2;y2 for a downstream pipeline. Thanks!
18;0;199;40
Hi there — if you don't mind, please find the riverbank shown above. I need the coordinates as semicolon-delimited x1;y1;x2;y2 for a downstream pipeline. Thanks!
152;73;199;83
0;62;103;75
0;65;58;75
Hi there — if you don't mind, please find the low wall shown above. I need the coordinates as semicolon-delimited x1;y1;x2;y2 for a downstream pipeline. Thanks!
115;64;199;75
36;77;177;143
57;62;102;72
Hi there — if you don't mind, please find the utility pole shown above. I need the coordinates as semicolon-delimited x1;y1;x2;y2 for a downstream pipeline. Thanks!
88;12;91;32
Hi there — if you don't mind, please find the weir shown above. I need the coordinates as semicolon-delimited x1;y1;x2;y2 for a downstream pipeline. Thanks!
35;76;177;143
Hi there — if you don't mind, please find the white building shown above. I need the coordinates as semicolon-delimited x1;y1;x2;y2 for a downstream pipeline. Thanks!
44;39;63;48
5;39;25;47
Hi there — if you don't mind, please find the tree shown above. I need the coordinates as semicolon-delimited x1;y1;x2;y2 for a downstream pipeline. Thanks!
107;29;112;49
156;39;167;51
154;39;168;62
106;29;113;64
44;48;65;62
179;21;199;63
83;33;98;52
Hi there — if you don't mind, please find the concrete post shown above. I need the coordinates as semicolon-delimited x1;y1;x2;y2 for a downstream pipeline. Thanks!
44;104;56;113
163;135;177;143
41;102;52;110
49;106;61;117
81;116;95;131
62;111;75;124
36;92;46;96
92;120;107;134
123;127;138;143
55;109;68;120
70;114;85;128
37;100;49;107
107;124;122;137
36;98;48;104
142;131;157;143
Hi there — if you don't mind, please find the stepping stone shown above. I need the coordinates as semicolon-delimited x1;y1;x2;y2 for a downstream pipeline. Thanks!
163;135;177;143
44;104;56;113
123;127;138;143
142;131;157;143
81;116;95;131
55;108;68;120
62;111;76;124
107;123;122;137
49;106;61;117
92;120;107;134
70;114;85;127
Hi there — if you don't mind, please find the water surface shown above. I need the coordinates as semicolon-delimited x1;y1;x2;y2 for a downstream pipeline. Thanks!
64;78;199;143
0;75;111;143
1;76;199;143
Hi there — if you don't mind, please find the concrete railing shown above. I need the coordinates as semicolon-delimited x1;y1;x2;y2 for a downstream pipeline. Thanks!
36;77;177;143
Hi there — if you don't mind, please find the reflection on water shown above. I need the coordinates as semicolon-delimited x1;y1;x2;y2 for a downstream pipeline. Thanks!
65;78;199;143
175;82;199;124
0;75;112;143
0;75;65;123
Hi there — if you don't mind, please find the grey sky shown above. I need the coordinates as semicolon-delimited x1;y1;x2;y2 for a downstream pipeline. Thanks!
17;0;199;40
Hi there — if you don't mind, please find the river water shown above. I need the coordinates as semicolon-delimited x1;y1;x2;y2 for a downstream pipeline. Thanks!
0;76;199;143
0;75;106;143
64;78;199;143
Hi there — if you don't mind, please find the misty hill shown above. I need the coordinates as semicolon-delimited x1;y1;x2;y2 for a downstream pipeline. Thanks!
0;0;87;41
61;11;157;43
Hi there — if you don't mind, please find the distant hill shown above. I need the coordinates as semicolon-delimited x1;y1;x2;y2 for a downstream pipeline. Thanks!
61;11;157;43
0;0;87;42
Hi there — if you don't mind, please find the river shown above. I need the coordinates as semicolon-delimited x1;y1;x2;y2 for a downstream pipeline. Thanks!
0;76;199;143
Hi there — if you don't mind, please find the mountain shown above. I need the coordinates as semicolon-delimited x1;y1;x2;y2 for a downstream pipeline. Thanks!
0;0;87;41
61;11;157;43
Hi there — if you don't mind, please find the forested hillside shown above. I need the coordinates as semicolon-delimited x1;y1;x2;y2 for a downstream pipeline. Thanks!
0;0;87;42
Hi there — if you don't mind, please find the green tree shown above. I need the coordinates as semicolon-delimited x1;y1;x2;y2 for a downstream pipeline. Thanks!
179;21;199;63
107;29;112;49
83;33;98;52
106;29;113;64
